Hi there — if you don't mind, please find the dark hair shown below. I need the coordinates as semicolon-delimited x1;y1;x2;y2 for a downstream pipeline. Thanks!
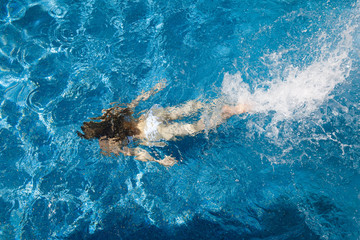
77;105;140;143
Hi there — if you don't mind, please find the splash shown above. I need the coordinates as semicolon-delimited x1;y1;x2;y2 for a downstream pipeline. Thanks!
222;14;355;122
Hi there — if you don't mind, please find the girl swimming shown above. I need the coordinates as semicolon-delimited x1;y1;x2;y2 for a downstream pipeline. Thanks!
77;80;249;166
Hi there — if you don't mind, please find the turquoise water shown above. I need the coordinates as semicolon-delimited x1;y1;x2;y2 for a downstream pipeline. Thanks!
0;0;359;239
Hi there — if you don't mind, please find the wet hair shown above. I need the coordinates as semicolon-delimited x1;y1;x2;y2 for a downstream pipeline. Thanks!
77;105;140;143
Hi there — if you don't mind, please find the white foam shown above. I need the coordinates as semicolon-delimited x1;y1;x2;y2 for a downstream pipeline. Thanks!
221;20;355;122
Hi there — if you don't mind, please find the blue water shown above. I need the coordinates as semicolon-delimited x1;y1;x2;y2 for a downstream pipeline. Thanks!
1;0;359;239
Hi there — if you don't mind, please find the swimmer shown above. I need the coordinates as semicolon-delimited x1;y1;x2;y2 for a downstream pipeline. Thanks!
77;80;250;167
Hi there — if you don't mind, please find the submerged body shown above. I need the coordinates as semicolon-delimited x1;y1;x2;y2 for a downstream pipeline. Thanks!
79;81;249;166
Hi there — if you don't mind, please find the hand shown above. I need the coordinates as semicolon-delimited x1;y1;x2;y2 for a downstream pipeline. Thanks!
154;79;167;91
157;155;177;167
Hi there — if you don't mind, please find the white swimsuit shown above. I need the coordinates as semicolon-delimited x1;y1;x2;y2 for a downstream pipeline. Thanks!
144;107;162;142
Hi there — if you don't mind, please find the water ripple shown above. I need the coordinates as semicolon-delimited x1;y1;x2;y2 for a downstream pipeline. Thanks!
48;4;68;19
26;88;46;113
12;5;55;42
110;15;124;30
50;21;80;48
6;0;27;21
69;38;90;61
0;24;23;58
18;42;47;67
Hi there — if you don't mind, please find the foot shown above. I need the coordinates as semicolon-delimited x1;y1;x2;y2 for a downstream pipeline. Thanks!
221;103;249;119
156;155;177;167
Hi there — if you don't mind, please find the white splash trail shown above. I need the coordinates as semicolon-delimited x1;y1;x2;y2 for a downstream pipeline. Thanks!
221;13;356;122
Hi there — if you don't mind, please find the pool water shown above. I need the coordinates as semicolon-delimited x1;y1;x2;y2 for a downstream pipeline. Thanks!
0;0;359;239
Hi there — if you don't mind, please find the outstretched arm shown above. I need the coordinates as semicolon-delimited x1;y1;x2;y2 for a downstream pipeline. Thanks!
98;136;175;166
128;80;167;109
120;146;177;167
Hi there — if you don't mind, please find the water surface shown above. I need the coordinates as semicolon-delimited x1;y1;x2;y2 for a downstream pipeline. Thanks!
0;0;359;239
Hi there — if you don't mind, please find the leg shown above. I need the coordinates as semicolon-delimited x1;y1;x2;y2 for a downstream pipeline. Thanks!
156;100;204;121
164;103;250;138
158;120;206;140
